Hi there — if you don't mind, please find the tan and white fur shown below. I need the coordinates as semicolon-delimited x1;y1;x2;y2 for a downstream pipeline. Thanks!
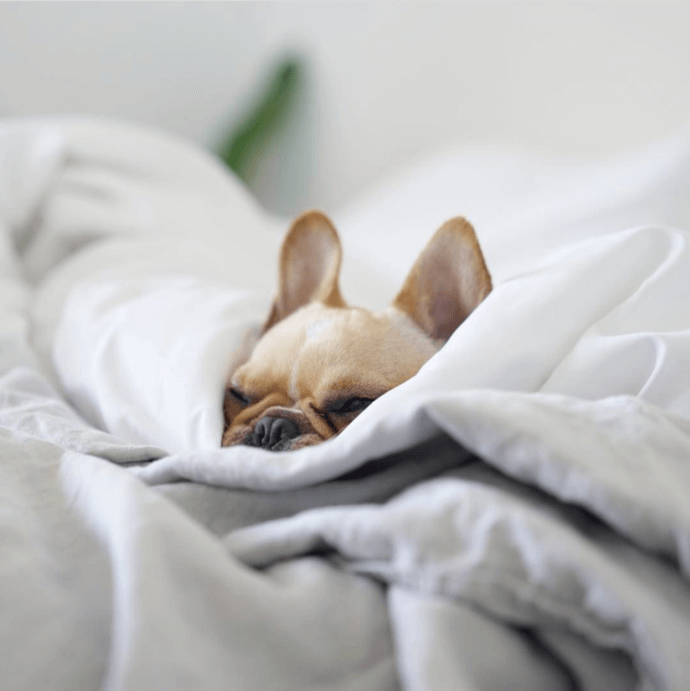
222;210;492;451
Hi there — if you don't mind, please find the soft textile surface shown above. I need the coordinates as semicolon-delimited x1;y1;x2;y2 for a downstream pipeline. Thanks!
2;117;690;690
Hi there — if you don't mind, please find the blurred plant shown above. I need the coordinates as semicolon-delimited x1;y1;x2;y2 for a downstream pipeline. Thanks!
216;56;303;186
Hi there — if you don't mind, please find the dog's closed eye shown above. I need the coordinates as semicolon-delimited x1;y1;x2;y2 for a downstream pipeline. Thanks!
228;387;251;405
327;397;376;415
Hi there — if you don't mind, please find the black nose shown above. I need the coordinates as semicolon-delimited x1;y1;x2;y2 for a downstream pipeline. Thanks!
245;416;300;451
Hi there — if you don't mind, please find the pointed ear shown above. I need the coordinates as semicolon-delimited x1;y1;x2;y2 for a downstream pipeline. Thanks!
261;210;345;333
392;217;492;340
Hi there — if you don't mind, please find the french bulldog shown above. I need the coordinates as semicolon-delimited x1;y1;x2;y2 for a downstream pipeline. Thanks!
221;210;492;450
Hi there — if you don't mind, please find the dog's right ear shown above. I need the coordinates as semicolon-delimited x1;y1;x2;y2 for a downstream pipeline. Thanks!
392;217;492;340
261;210;345;333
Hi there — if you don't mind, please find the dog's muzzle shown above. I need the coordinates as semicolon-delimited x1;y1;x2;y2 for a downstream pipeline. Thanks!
243;416;301;451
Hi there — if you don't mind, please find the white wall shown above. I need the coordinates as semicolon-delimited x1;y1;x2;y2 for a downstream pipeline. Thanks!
1;2;689;214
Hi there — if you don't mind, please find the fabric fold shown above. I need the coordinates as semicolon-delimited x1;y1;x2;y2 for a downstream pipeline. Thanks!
3;117;690;689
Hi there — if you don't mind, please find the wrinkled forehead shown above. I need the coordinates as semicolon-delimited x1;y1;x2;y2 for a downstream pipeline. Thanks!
249;303;349;358
258;303;434;354
233;305;348;388
299;308;432;367
234;302;440;399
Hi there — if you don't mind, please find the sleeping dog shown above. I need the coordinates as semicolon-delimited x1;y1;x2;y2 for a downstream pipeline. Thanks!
221;210;492;450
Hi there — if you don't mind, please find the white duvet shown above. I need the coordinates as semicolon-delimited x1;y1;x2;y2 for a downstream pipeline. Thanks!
2;117;690;690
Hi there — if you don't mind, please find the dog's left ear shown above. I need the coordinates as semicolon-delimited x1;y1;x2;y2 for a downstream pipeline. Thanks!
262;210;345;333
392;217;492;340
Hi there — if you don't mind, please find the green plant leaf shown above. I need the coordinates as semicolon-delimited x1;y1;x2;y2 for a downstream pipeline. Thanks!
217;57;303;183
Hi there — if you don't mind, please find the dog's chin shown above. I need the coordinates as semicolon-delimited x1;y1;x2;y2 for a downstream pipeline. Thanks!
221;424;324;451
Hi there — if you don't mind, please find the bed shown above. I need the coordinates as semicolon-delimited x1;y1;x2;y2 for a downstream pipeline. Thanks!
2;116;690;690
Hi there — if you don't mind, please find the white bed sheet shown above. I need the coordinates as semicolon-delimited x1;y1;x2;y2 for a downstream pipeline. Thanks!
2;117;690;690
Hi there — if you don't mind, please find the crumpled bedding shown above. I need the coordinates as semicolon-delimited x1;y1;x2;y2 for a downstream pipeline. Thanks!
2;116;690;691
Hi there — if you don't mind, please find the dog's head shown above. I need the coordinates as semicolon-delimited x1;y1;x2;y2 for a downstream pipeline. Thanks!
221;210;491;451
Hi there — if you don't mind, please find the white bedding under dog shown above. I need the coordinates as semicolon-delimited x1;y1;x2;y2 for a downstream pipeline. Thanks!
2;117;690;690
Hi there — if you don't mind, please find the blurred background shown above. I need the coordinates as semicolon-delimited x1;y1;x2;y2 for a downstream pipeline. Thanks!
1;2;689;216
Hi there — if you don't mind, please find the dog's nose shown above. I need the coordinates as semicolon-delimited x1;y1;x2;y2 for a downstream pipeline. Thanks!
246;416;300;451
